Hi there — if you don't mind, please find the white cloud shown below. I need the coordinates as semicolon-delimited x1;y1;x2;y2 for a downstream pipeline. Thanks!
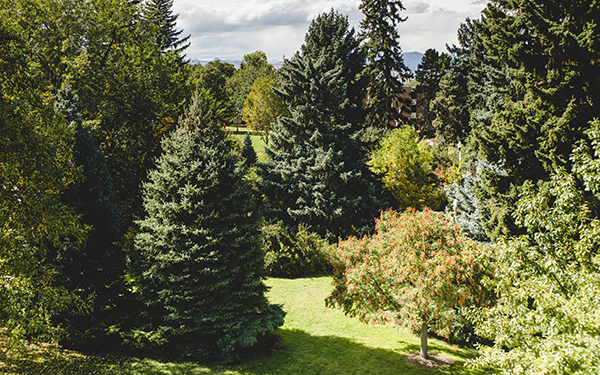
172;0;487;61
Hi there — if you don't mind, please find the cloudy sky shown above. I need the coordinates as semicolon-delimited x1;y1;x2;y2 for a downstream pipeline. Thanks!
172;0;489;62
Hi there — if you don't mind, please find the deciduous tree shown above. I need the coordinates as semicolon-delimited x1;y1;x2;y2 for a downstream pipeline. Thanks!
470;121;600;374
242;76;289;144
368;126;443;211
327;208;492;359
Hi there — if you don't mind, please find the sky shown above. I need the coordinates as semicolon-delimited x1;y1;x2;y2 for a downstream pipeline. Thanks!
172;0;489;62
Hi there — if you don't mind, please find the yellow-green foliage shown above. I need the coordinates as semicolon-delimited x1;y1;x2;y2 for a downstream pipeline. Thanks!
369;126;443;210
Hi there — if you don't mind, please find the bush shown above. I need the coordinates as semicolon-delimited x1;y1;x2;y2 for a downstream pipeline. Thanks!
262;222;332;278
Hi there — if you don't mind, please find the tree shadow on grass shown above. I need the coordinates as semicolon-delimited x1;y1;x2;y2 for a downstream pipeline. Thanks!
0;329;482;375
231;329;480;375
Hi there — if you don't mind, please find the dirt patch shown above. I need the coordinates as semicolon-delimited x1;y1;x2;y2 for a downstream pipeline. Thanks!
405;353;454;369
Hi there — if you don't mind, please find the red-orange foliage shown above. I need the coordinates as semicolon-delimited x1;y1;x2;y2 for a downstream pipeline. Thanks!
326;208;493;338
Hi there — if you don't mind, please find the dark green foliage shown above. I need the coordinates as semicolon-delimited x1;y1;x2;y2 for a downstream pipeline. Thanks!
430;63;471;145
241;134;257;167
261;222;332;278
133;96;284;362
51;87;125;348
413;49;452;136
359;0;411;128
189;60;235;121
462;1;600;238
143;0;190;57
258;10;384;241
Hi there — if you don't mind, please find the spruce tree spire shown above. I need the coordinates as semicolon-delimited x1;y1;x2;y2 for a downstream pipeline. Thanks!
144;0;190;57
259;10;384;241
359;0;412;128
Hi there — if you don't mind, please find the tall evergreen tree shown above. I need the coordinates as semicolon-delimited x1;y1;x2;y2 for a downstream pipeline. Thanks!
359;0;412;128
134;93;284;362
463;0;600;238
258;11;384;241
414;48;451;136
52;87;124;347
144;0;190;57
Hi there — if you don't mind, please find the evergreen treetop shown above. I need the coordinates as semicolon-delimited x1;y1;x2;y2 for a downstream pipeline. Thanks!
359;0;411;128
144;0;190;57
259;10;384;241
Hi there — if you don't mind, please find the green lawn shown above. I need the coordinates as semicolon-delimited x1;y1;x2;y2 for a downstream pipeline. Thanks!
234;133;268;163
0;277;485;374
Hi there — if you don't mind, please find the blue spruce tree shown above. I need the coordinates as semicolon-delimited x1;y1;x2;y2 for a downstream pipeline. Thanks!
258;10;385;241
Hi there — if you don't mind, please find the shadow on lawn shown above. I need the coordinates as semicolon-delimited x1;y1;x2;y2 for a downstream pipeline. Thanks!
0;329;479;375
232;328;476;375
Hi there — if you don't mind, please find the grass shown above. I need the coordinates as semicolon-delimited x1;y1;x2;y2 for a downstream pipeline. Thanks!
0;277;485;374
233;133;268;163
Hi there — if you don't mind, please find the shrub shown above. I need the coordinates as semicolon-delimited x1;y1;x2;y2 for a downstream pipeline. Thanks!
262;222;332;278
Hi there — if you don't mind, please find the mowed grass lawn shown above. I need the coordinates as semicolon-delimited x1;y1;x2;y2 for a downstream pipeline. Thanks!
0;277;486;374
232;131;268;163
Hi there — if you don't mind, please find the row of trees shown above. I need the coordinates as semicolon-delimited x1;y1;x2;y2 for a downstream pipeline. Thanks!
0;0;417;362
326;1;600;374
0;0;287;362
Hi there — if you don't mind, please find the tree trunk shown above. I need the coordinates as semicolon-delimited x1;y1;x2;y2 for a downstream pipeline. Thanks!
420;322;429;359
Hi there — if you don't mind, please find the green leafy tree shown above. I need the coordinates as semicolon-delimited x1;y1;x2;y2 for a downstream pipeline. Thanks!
3;0;191;242
189;60;235;121
242;76;289;144
258;10;384;241
359;0;412;128
0;23;87;343
143;0;190;57
368;126;443;211
226;51;276;123
327;208;492;359
414;48;452;136
133;93;284;362
470;120;600;374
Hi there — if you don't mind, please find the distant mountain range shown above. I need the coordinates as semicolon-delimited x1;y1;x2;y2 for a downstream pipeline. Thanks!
190;51;425;73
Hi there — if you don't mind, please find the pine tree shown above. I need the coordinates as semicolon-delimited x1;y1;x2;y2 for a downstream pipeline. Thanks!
134;93;284;362
241;133;257;167
359;0;412;128
144;0;190;57
258;10;384;241
465;0;600;238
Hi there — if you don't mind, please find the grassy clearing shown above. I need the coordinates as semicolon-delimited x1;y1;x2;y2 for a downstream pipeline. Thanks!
0;277;485;374
233;133;268;163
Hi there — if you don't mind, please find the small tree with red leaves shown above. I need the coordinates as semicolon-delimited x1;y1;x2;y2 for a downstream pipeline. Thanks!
326;208;493;359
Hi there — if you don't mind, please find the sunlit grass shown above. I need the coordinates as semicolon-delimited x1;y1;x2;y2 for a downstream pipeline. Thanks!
0;277;485;374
